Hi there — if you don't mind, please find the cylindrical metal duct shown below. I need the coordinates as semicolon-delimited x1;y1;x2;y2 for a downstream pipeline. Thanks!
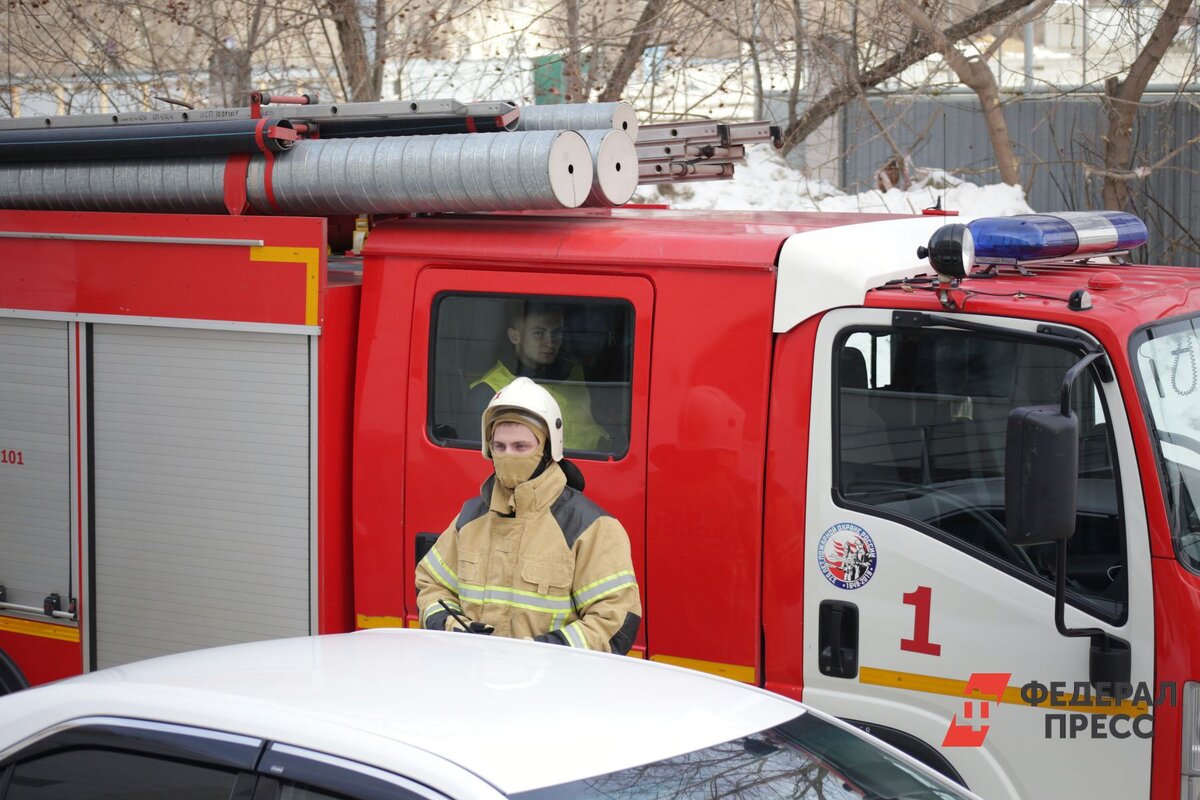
0;156;228;213
0;130;594;215
246;130;592;214
581;130;638;207
0;119;295;163
516;102;639;140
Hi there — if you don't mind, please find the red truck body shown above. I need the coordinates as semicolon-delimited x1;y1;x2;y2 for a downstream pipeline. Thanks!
2;206;1198;800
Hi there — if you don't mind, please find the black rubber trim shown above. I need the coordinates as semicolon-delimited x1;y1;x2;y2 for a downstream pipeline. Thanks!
0;718;262;771
85;322;97;672
842;719;967;788
258;743;451;800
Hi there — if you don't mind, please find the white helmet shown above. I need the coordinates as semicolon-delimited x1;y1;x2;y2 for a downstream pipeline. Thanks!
481;377;565;462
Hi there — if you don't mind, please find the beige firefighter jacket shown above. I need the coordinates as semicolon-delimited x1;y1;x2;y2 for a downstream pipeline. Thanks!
415;462;641;654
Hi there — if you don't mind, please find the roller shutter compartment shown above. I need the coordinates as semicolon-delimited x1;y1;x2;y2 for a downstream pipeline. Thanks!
91;325;311;669
0;319;72;614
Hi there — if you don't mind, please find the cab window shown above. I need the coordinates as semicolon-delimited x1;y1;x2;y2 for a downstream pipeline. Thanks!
836;328;1126;622
430;294;634;458
5;749;239;799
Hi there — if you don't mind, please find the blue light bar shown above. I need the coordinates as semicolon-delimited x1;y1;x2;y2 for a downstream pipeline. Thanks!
968;212;1147;262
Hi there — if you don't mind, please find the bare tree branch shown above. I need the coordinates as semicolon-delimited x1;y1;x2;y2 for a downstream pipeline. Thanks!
598;0;670;102
1100;0;1192;209
895;0;1020;185
781;0;1037;151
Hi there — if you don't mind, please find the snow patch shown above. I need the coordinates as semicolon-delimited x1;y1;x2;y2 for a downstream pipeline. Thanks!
633;143;1035;219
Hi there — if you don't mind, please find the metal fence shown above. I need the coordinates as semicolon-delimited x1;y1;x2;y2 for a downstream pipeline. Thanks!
841;92;1200;267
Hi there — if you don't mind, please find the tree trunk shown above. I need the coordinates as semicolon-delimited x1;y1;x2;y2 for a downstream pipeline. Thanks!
369;0;388;101
1100;0;1190;210
209;45;252;107
945;53;1019;185
564;0;585;102
327;0;374;102
885;0;1023;184
780;0;1036;153
599;0;670;102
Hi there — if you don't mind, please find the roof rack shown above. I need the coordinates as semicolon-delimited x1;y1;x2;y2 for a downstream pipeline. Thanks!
0;95;783;214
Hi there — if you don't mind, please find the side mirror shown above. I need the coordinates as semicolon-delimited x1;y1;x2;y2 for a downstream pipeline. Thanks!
1005;356;1130;694
1005;405;1079;545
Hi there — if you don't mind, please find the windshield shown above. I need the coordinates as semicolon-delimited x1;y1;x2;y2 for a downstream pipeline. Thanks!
1133;315;1200;571
513;711;971;800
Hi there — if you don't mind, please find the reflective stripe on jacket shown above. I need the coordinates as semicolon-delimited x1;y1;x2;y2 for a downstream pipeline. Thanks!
470;360;610;452
415;462;641;654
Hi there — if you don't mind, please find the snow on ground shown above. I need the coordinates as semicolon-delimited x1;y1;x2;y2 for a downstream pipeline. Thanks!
632;143;1035;219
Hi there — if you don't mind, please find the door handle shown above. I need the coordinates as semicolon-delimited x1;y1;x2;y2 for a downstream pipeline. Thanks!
819;600;859;679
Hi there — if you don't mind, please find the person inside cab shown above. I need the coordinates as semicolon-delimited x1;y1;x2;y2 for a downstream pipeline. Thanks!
469;300;610;452
415;378;641;653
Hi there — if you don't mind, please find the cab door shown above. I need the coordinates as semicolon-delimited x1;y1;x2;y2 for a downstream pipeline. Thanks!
800;309;1152;800
400;268;653;651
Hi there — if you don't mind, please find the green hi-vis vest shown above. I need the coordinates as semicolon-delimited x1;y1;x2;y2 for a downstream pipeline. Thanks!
472;360;610;452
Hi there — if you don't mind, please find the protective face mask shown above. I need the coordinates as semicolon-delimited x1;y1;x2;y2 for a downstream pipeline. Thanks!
493;452;544;490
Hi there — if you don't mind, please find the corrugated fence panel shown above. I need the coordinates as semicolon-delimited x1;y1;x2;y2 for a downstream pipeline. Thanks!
92;325;311;669
842;93;1200;267
0;319;71;610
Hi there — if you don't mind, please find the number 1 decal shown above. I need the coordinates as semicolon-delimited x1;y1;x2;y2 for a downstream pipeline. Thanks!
901;585;942;656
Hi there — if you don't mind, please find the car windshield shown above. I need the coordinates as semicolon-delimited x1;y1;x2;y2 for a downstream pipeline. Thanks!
1132;314;1200;571
513;711;970;800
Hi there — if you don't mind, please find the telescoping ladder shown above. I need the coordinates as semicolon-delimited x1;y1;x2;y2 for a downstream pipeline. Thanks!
0;93;782;216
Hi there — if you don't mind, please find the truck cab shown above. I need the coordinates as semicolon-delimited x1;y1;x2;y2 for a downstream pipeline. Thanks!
350;208;1200;799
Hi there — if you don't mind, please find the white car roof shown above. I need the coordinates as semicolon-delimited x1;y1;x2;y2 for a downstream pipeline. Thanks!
0;629;803;795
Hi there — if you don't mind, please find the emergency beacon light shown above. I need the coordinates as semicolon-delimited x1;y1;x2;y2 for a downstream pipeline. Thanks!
919;211;1148;281
916;223;974;280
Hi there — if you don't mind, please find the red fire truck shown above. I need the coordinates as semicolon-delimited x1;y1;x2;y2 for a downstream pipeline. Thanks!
0;98;1198;799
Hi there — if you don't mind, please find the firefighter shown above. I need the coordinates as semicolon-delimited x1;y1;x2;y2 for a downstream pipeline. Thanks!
468;300;611;452
416;377;642;653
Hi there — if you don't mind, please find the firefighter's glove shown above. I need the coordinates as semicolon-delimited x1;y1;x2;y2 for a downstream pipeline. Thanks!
445;617;494;635
533;631;568;646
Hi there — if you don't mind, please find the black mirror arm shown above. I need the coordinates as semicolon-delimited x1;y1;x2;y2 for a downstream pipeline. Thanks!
1040;348;1131;694
1053;540;1104;640
1059;351;1105;417
1053;539;1132;695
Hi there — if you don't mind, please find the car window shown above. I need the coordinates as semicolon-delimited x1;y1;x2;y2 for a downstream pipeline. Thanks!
837;327;1126;622
5;748;238;799
256;743;445;800
512;711;969;799
430;293;634;458
279;786;348;800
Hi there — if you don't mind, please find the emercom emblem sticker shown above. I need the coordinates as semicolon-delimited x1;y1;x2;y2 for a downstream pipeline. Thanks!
818;522;877;590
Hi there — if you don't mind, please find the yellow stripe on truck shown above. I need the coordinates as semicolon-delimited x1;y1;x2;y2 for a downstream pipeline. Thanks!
0;616;80;643
355;614;412;629
249;245;321;326
650;654;755;684
859;666;1147;716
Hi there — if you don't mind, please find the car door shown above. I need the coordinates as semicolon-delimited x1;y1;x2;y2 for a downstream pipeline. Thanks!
800;309;1153;800
400;268;653;651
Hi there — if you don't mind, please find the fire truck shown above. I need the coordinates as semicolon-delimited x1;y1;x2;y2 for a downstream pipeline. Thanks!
0;96;1198;800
